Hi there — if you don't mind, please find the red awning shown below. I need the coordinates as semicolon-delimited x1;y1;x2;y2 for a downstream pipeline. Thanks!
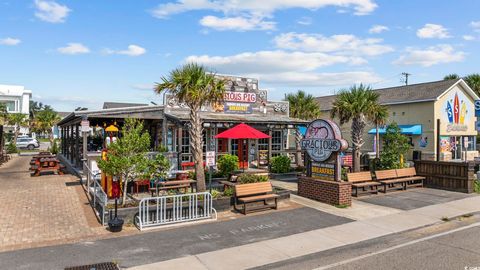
215;123;271;139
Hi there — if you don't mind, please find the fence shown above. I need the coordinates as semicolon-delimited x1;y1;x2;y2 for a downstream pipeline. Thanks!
136;192;217;230
84;161;108;225
415;160;475;193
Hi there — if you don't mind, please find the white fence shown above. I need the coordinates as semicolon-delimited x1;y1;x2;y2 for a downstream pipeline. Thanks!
84;161;108;226
136;192;217;230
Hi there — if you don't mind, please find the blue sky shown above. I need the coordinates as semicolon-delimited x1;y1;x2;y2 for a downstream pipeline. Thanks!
1;0;480;112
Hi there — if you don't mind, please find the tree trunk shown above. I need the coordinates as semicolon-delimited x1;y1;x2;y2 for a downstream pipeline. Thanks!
351;116;366;172
189;106;206;191
121;174;128;206
14;125;20;144
295;129;304;167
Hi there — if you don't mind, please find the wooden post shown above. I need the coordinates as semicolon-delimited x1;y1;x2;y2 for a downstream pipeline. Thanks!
75;124;80;167
436;119;440;162
268;129;272;162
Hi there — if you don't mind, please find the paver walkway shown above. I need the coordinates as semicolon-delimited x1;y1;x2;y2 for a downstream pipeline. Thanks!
0;156;108;252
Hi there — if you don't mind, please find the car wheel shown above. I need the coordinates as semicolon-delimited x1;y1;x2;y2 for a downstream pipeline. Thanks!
27;144;34;150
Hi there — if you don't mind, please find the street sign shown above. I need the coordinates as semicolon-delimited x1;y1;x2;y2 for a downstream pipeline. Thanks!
206;151;215;167
81;120;90;132
475;100;480;117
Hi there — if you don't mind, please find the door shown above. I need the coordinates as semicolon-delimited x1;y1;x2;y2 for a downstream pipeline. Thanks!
231;139;249;169
450;136;462;160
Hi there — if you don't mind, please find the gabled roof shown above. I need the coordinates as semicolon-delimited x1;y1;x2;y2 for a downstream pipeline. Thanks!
102;102;149;109
316;79;469;111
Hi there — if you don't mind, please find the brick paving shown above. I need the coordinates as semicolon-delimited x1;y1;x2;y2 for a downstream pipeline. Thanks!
0;155;110;252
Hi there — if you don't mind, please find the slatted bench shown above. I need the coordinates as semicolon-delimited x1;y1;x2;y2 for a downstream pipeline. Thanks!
347;171;381;197
375;169;408;193
234;182;279;215
396;167;425;188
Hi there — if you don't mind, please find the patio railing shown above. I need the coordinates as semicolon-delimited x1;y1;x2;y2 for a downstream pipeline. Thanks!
83;161;108;226
136;192;217;230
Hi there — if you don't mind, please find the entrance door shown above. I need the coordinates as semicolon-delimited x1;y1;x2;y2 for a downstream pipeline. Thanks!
232;139;249;168
450;136;462;160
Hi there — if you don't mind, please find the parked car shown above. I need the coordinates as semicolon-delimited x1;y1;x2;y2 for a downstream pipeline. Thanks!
16;137;40;150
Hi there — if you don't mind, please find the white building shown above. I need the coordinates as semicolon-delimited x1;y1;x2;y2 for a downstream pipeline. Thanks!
0;84;32;134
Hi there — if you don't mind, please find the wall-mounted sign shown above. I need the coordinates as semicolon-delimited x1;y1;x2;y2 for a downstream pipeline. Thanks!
301;119;348;162
311;162;335;181
444;92;471;132
224;92;257;103
475;100;480;117
224;102;253;114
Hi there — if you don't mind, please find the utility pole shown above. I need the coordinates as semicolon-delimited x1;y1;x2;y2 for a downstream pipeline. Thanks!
401;72;411;86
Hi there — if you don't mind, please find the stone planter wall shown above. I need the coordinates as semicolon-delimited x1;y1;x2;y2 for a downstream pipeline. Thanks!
298;176;352;206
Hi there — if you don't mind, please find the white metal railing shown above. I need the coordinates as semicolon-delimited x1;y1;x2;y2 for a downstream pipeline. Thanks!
136;192;217;230
84;161;108;226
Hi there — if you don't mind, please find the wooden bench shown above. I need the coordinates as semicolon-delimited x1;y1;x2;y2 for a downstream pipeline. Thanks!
234;182;279;215
375;169;408;193
149;179;196;196
396;167;425;188
347;171;381;197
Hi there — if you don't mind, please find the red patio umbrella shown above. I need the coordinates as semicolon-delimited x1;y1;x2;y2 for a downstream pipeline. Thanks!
215;123;270;139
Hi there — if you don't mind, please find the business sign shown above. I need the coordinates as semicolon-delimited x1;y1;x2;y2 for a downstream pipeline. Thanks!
224;92;256;103
311;162;335;181
206;151;215;167
81;120;90;132
224;102;253;114
301;119;348;162
443;91;471;132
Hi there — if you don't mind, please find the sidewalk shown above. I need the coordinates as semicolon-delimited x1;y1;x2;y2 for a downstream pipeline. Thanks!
129;195;480;270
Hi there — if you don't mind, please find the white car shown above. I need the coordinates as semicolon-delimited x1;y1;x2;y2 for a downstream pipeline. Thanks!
16;137;40;150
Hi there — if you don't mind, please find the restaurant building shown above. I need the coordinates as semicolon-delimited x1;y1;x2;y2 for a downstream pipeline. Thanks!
57;75;307;171
315;79;479;161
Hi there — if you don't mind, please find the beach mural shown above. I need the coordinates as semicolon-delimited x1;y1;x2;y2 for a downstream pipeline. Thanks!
443;91;471;132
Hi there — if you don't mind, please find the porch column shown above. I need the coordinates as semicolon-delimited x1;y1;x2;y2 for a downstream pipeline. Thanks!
268;129;272;162
70;124;74;164
177;126;183;169
75;124;80;167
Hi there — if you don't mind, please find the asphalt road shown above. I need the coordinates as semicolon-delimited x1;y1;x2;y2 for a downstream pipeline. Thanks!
256;217;480;270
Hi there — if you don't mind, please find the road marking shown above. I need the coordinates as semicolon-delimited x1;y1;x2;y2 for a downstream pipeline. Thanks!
313;222;480;270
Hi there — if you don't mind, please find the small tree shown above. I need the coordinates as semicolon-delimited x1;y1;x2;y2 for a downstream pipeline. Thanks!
379;122;410;169
7;113;28;143
97;118;151;206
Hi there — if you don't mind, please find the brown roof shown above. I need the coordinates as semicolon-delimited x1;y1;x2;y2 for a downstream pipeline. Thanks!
102;102;148;109
316;79;459;111
166;111;308;125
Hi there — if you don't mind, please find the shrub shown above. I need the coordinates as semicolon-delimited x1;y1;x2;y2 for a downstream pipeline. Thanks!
210;189;222;199
223;187;234;197
270;155;291;173
379;123;410;169
238;173;268;184
50;140;59;155
217;154;239;176
6;143;18;154
474;180;480;194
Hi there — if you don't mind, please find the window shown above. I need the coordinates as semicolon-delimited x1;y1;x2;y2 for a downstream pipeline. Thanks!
181;130;190;154
258;138;268;151
166;127;174;152
464;136;476;151
272;130;282;151
230;139;239;156
0;101;15;112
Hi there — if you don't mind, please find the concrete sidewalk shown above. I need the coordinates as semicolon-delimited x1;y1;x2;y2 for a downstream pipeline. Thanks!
129;195;480;270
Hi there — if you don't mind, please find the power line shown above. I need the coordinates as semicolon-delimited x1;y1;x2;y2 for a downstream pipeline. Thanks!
401;72;411;86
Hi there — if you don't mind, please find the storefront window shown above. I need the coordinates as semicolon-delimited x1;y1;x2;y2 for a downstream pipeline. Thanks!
167;127;174;152
272;130;282;151
465;136;476;151
181;130;190;154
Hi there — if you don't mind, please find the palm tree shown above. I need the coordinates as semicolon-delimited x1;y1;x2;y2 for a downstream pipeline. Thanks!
464;74;480;95
371;104;389;158
7;113;28;143
155;63;225;191
0;103;8;125
33;108;61;143
444;74;460;80
284;90;321;166
330;84;385;172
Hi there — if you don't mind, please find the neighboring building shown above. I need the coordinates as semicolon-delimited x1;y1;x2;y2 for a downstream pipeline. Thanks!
316;79;479;161
0;84;32;134
102;102;148;109
57;75;307;169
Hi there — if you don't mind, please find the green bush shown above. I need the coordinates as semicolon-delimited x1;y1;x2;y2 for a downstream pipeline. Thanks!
217;154;239;176
50;140;59;155
210;189;222;199
223;187;234;197
238;173;269;184
6;143;18;154
379;123;410;169
270;155;292;173
474;180;480;194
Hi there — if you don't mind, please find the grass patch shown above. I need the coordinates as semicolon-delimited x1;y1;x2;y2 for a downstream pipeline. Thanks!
441;216;450;222
334;204;349;209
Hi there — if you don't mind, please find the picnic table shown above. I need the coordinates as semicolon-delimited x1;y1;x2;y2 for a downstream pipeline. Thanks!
31;157;64;176
149;179;197;196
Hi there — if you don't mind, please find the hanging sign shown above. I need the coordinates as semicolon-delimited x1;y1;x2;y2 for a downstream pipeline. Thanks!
206;151;216;167
224;102;253;114
81;120;90;132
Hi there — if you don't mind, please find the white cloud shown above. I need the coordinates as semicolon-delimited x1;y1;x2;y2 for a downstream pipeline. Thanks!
273;32;394;56
416;23;451;39
34;0;71;23
0;37;21;46
104;45;146;56
57;43;90;55
250;71;382;86
463;35;475;41
471;21;480;32
200;15;275;31
152;0;378;18
393;45;465;67
368;25;389;34
186;50;362;74
297;16;313;26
